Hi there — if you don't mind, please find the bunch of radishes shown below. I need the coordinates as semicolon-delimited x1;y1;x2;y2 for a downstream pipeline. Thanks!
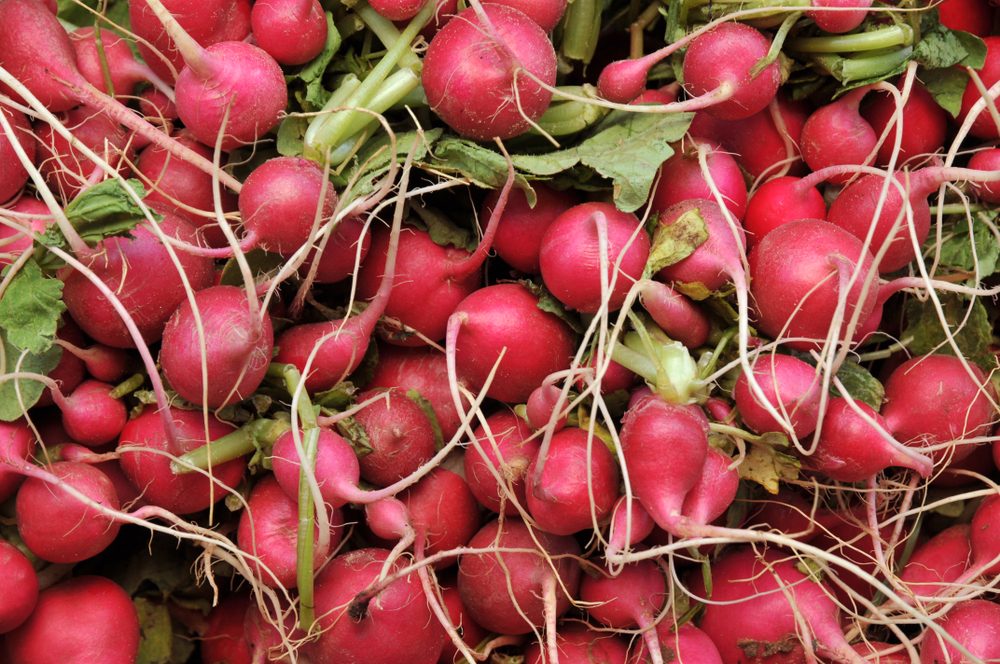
1;0;1000;661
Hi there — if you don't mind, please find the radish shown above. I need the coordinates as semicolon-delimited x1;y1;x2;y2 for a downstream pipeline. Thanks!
743;176;827;247
160;285;274;408
54;341;132;384
309;548;447;664
56;379;127;448
606;496;656;557
800;87;877;185
352;387;439;487
539;201;651;313
16;460;121;563
299;213;372;285
524;624;630;663
3;576;140;664
808;0;873;33
483;184;576;274
900;524;972;598
437;586;488;664
397;467;480;563
681;446;739;525
0;104;35;204
969;148;1000;204
250;0;328;66
748;219;878;350
489;0;568;31
457;517;581;635
919;599;1000;663
35;107;129;201
526;427;620;535
237;475;344;589
369;0;426;21
627;622;724;664
462;410;538;515
69;27;168;98
422;4;557;140
580;560;667;661
650;139;748;220
682;23;783;121
32;318;87;409
118;406;245;514
852;642;911;663
638;281;711;349
860;81;948;166
367;344;462;439
0;541;37;634
525;383;568;432
129;0;252;81
199;593;253;664
450;283;577;403
654;199;746;293
1;198;50;266
690;547;858;663
809;397;933;481
938;0;994;36
959;36;1000;139
733;353;822;438
0;421;34;502
138;88;179;122
970;494;1000;574
881;355;997;464
62;214;217;348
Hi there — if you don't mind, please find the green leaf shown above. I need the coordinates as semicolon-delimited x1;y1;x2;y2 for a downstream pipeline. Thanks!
512;149;582;176
134;598;174;664
645;208;709;276
518;279;584;334
62;178;149;244
410;205;476;252
219;249;288;287
292;13;341;112
276;116;309;157
831;360;885;410
913;23;978;69
922;67;972;117
336;416;372;457
936;213;1000;277
315;382;359;410
0;336;62;421
954;30;988;68
0;262;65;354
903;293;995;370
430;137;531;192
340;128;442;198
737;438;801;495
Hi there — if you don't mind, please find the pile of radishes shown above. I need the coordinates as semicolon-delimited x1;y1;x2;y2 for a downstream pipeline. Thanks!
1;0;1000;661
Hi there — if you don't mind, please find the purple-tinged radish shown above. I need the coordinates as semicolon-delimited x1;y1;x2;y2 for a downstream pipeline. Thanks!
251;0;327;65
733;353;822;438
463;410;538;515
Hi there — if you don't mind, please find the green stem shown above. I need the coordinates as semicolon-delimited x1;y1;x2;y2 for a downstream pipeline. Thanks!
697;327;737;381
609;342;659;385
109;373;144;399
560;0;602;63
854;336;913;362
817;46;914;83
751;11;802;77
935;203;989;215
788;24;913;53
708;422;764;443
533;87;609;136
171;418;289;474
93;28;116;97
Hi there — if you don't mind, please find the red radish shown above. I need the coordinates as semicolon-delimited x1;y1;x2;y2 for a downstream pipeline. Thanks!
130;0;252;81
733;353;822;438
627;622;724;664
619;395;709;536
237;475;344;589
0;541;37;634
483;183;576;274
490;0;567;31
36;318;88;407
1;198;50;266
852;641;911;663
4;576;139;664
242;601;303;663
437;586;488;664
138;88;179;122
681;446;739;525
959;37;1000;139
650;139;748;220
62;214;217;348
0;421;34;502
0;105;35;204
524;624;630;663
69;27;164;98
748;219;878;350
580;560;666;659
810;397;933;481
309;548;447;664
463;410;538;515
861;81;948;166
881;355;997;464
450;283;577;403
35;107;129;201
160;285;274;408
526;427;620;535
969;148;1000;204
970;494;1000;574
251;0;327;65
55;342;132;384
690;547;857;663
457;517;581;635
741;490;820;540
135;132;238;245
539;202;650;313
606;496;656;556
370;0;426;20
16;461;121;563
299;214;372;284
654;199;746;293
118;406;245;514
57;379;127;448
900;524;973;598
398;467;480;563
579;352;639;395
352;387;438;487
367;344;462;439
743;176;827;246
808;0;873;33
638;281;711;349
525;383;568;431
938;0;994;36
919;599;1000;663
682;23;782;121
801;88;878;185
200;593;253;664
422;4;557;140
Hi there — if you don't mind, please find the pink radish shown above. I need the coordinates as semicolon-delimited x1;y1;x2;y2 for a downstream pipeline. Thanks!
0;104;35;204
462;410;538;515
808;0;873;33
650;139;748;220
422;4;557;140
800;87;877;185
539;201;651;313
160;285;274;408
580;560;666;660
489;0;567;31
959;36;1000;140
1;198;50;267
0;420;34;503
861;81;948;166
627;622;724;664
970;494;1000;574
450;282;577;403
524;624;630;663
0;540;37;634
367;344;462;440
35;107;129;201
919;599;1000;663
199;593;253;664
299;214;372;285
398;467;480;563
54;341;132;384
525;383;568;432
900;524;973;598
606;496;656;557
437;586;488;664
352;387;438;487
483;183;576;274
57;379;128;448
681;446;739;525
743;176;827;247
638;281;711;349
369;0;426;21
938;0;994;35
16;460;121;563
525;427;620;535
251;0;328;65
733;353;822;438
654;199;746;293
69;27;167;98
